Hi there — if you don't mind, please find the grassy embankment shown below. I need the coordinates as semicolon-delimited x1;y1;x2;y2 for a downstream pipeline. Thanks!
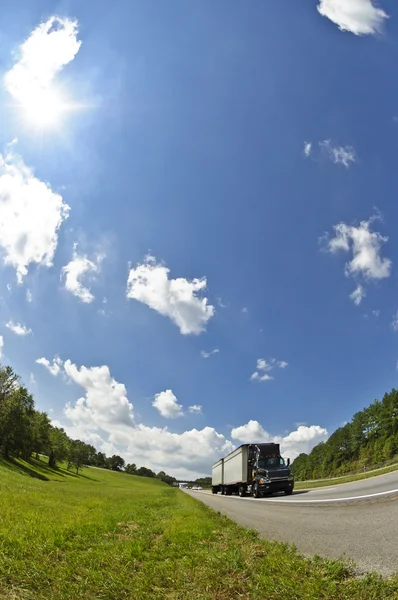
294;461;398;490
1;456;398;600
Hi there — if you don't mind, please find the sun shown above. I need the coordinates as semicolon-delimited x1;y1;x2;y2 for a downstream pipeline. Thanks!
22;87;66;128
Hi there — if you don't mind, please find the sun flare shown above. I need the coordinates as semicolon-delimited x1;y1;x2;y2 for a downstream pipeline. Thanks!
22;87;66;128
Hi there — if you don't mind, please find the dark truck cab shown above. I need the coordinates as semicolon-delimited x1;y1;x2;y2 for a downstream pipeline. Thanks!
212;443;294;497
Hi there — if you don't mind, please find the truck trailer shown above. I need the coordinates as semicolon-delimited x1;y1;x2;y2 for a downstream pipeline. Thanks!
211;443;294;497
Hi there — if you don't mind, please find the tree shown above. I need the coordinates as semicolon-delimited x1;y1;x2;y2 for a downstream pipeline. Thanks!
125;463;137;474
136;466;156;478
0;366;34;459
48;427;69;468
30;411;51;459
106;455;125;471
156;471;176;486
94;452;107;468
67;440;90;474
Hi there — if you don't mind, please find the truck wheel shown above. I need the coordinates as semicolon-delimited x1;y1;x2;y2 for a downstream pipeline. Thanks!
252;483;261;498
284;489;293;496
221;486;226;495
238;486;246;497
212;487;216;494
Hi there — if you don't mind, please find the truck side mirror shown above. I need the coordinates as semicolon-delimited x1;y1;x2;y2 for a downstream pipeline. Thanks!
287;458;290;466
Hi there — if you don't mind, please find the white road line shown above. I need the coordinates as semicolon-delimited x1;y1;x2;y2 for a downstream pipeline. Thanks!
192;488;398;503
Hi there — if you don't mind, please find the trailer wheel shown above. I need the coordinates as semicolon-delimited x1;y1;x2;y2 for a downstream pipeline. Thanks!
212;487;217;494
238;486;246;497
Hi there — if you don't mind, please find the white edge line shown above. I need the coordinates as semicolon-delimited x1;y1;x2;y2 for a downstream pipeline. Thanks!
191;488;398;503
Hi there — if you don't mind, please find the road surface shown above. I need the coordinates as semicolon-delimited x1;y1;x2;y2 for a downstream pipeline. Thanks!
185;471;398;575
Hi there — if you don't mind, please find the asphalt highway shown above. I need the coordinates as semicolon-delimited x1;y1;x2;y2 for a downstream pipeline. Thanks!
185;471;398;575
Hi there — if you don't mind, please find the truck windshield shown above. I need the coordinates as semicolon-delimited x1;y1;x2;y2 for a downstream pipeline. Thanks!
258;457;285;468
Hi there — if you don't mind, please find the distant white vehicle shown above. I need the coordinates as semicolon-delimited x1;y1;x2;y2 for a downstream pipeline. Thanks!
197;486;202;490
192;486;198;490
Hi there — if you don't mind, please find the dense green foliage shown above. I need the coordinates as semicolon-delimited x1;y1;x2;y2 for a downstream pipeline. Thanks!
1;456;398;599
0;363;176;483
292;389;398;480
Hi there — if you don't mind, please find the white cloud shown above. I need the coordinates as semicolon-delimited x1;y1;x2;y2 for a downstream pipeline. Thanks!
317;0;388;36
303;141;312;157
251;357;287;382
392;311;398;332
188;405;203;415
201;348;219;359
6;320;32;336
320;140;356;168
126;255;215;335
36;356;63;376
216;297;228;308
29;373;36;385
372;309;380;317
4;17;82;126
326;216;391;283
63;359;135;428
6;283;12;292
231;420;328;461
251;372;273;382
0;146;70;282
0;335;3;358
349;284;366;306
153;390;184;419
26;289;32;302
241;307;248;314
62;245;104;303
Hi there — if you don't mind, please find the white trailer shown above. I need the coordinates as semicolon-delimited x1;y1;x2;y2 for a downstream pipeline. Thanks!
211;458;224;491
223;445;249;485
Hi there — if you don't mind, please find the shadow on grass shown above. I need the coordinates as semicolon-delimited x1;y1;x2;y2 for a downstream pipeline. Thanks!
0;457;49;481
0;456;100;482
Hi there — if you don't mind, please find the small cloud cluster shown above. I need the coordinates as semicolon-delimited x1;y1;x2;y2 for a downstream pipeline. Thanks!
251;358;288;382
62;244;104;303
324;214;391;306
188;405;203;415
6;320;32;336
201;348;219;359
152;390;184;419
304;139;356;168
303;141;312;157
152;391;203;418
126;255;214;335
317;0;388;36
349;284;366;306
36;355;63;376
320;140;356;168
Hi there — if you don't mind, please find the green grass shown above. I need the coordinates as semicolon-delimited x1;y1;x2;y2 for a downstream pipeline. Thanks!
1;457;398;599
294;461;398;490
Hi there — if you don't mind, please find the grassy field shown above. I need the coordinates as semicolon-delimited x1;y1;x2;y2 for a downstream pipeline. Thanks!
1;457;398;600
294;461;398;490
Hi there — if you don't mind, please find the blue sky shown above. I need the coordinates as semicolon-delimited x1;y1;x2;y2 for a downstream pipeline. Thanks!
0;0;397;478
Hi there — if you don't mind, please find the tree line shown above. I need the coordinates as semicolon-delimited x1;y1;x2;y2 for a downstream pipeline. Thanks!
0;364;177;483
291;388;398;480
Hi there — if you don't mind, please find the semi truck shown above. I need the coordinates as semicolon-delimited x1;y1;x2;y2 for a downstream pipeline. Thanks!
211;443;294;497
